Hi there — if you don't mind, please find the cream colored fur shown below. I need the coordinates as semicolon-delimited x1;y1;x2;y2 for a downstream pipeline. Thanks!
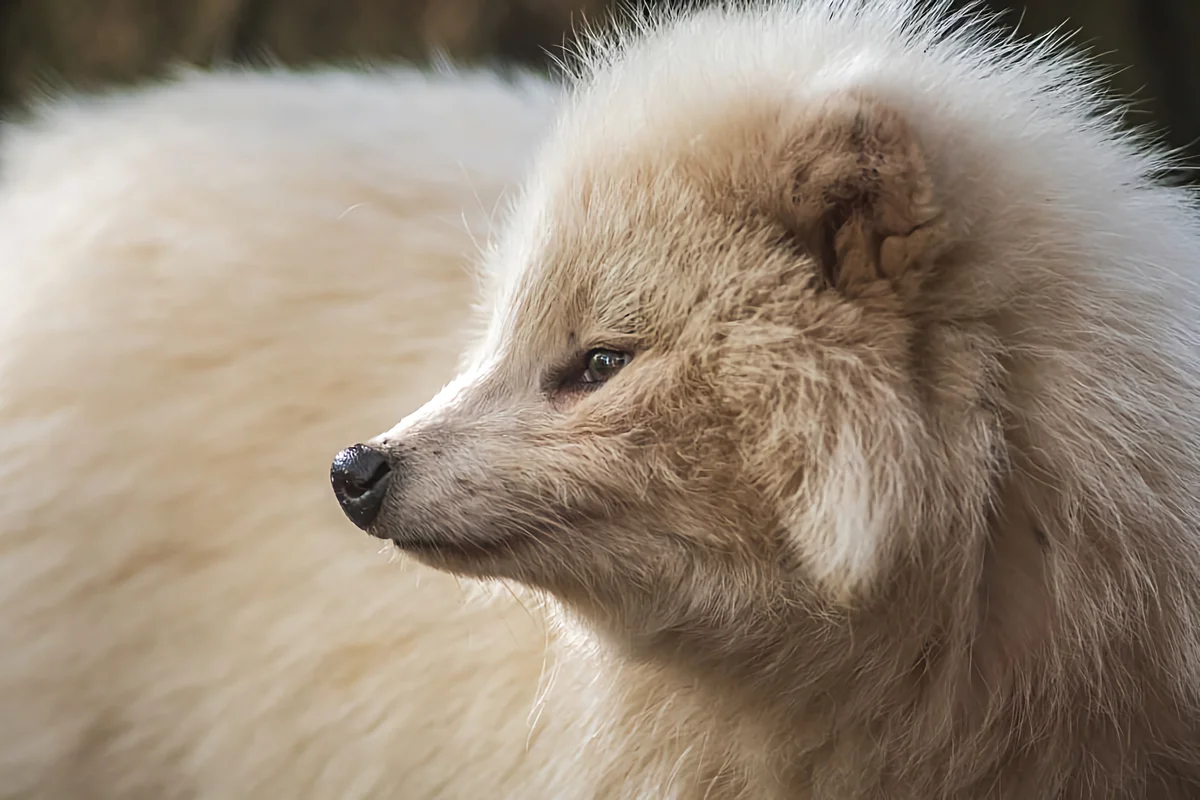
4;1;1200;798
0;67;575;798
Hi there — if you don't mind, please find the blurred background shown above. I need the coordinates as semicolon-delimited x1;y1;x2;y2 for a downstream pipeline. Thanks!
2;0;1198;170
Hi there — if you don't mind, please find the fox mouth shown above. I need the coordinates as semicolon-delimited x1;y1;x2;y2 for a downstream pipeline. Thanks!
387;532;520;561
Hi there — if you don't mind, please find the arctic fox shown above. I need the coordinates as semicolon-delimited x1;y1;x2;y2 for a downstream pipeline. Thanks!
5;1;1200;798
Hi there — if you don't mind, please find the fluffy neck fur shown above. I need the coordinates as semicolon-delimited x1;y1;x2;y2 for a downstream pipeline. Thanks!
547;441;1200;799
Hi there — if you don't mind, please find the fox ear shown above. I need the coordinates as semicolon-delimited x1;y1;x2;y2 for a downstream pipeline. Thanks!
749;97;949;600
771;94;948;295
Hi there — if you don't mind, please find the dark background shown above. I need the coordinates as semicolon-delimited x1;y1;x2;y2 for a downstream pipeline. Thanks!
2;0;1198;168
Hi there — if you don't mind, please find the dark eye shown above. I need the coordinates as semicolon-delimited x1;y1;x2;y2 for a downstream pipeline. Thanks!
581;349;631;385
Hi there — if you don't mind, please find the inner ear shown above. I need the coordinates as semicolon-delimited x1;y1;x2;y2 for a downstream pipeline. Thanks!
815;193;862;290
774;94;947;294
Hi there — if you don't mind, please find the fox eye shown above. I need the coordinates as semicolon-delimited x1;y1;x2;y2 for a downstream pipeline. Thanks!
581;349;631;385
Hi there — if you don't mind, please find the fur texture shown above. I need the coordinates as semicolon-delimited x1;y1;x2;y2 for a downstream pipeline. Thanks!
0;66;574;798
3;1;1200;798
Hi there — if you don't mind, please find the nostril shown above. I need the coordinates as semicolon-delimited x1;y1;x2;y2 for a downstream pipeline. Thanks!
330;444;394;531
358;458;391;495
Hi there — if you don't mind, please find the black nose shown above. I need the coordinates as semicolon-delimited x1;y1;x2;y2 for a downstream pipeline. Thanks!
330;444;393;530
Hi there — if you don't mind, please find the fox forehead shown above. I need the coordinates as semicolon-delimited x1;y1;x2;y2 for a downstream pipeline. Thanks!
480;124;818;364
